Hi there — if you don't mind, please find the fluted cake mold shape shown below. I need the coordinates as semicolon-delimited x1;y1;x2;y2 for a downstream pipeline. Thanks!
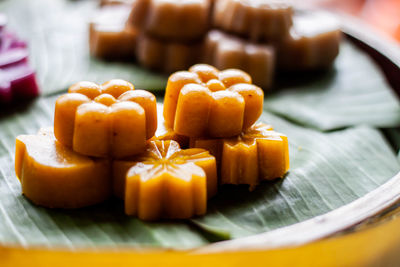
213;0;293;42
135;34;203;73
204;30;275;89
128;0;211;41
54;79;157;158
191;122;289;189
151;103;190;148
278;10;341;70
163;64;264;138
113;140;217;220
89;5;137;60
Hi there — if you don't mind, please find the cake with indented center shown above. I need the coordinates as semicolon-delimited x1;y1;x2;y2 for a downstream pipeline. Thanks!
54;79;157;158
163;64;264;138
116;140;217;220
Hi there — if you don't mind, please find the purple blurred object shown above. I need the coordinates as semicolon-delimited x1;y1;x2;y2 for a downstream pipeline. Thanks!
0;14;39;105
1;31;27;51
0;48;28;68
0;70;12;103
3;62;39;99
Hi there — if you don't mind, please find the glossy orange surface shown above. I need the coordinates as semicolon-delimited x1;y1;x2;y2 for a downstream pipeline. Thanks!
113;140;217;220
54;80;157;158
164;64;263;138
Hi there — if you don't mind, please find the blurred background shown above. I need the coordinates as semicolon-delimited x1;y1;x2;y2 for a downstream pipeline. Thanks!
307;0;400;42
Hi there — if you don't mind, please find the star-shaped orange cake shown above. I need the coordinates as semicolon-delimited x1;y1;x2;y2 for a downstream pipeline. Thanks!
191;123;289;189
113;140;217;220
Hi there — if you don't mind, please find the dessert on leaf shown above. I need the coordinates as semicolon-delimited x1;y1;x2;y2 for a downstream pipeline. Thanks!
15;128;111;209
213;0;293;42
163;64;264;138
204;30;275;89
278;10;341;71
115;140;217;220
136;34;203;73
150;103;190;148
128;0;210;41
191;123;289;189
54;79;157;158
14;63;289;219
89;5;137;60
89;0;340;88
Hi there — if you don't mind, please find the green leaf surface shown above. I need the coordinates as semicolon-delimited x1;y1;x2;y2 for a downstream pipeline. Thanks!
0;95;399;248
0;0;399;250
266;42;400;131
192;113;400;238
0;0;167;96
0;97;211;249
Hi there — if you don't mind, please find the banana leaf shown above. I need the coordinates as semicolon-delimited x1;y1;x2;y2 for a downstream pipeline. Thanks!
0;95;398;248
192;112;400;238
266;42;400;131
0;0;399;250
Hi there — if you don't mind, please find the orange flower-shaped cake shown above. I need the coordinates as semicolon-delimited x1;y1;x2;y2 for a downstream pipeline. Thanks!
15;128;111;209
128;0;211;41
150;103;190;148
163;64;264;138
113;140;217;220
54;79;157;158
89;5;137;60
191;123;289;189
136;34;203;73
213;0;293;42
204;30;275;89
278;10;341;71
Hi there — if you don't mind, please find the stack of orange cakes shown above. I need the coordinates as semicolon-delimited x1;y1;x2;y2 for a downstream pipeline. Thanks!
89;0;341;90
14;66;289;220
89;3;137;60
130;0;211;73
14;79;217;220
162;64;289;190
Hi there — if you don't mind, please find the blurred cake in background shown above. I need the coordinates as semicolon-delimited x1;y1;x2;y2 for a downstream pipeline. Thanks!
89;0;341;90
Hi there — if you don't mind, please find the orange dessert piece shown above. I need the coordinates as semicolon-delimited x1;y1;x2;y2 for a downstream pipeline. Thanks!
213;0;293;42
136;34;203;73
89;5;137;60
54;79;157;158
204;30;275;89
151;121;190;148
128;0;211;41
113;140;217;220
278;10;341;71
163;64;264;138
151;103;190;148
15;128;111;209
191;123;289;189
